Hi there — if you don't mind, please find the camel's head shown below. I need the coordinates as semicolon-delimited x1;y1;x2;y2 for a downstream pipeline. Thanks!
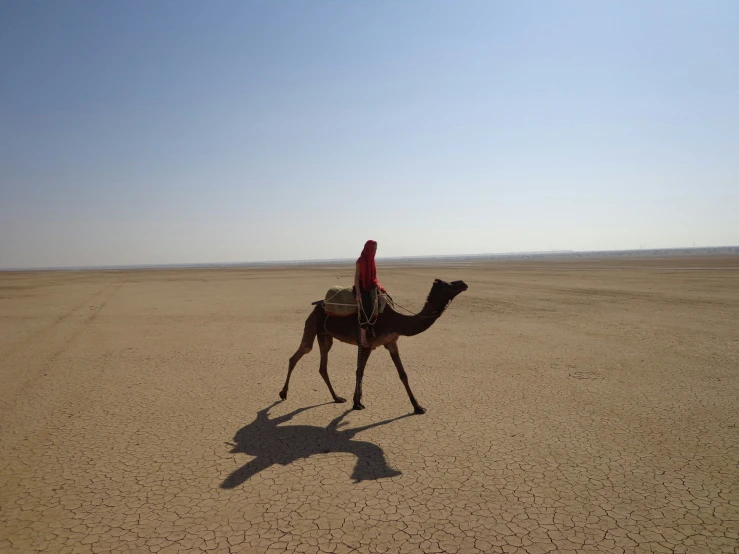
428;279;468;308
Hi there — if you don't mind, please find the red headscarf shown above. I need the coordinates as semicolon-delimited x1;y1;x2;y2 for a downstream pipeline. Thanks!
357;240;385;292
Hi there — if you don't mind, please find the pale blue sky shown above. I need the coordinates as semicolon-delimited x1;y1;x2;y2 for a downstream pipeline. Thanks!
1;1;737;269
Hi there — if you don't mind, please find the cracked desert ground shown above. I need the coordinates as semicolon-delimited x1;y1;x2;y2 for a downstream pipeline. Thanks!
1;256;738;554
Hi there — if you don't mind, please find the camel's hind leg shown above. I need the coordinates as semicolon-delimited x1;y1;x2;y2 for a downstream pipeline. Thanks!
318;334;345;403
280;342;311;400
280;306;320;400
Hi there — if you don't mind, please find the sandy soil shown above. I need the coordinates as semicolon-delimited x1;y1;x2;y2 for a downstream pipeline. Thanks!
1;257;738;554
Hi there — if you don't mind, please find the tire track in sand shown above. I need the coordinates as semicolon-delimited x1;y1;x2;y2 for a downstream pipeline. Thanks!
0;281;125;410
0;283;114;363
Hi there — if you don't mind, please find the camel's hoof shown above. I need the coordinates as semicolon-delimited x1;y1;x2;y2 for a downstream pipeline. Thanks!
279;390;287;400
352;403;366;410
414;406;426;415
334;397;347;403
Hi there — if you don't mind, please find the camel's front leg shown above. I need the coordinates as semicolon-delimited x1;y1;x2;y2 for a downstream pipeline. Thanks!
385;340;425;414
352;340;373;410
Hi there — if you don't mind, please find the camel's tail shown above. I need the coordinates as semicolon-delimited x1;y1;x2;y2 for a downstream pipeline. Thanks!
294;303;323;355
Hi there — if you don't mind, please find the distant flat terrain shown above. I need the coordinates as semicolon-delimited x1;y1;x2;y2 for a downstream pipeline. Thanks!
1;256;738;553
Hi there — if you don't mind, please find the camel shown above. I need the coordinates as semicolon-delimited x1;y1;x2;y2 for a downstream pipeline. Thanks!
280;279;468;414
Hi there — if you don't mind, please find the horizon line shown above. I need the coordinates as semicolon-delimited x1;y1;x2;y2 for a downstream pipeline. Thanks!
2;245;738;273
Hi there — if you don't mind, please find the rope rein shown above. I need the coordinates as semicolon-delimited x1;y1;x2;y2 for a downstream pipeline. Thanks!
384;293;454;320
322;288;455;329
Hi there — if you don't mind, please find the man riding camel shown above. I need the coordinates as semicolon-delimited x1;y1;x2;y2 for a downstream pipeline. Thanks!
353;240;386;348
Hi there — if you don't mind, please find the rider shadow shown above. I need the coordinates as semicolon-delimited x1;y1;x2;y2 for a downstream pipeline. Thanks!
221;401;411;489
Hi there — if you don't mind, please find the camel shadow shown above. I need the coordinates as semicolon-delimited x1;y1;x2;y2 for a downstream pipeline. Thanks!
221;401;411;489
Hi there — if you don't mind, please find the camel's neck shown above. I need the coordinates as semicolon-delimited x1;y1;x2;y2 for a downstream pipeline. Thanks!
392;295;450;337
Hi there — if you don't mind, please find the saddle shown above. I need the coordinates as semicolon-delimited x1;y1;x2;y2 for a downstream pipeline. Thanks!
323;286;387;318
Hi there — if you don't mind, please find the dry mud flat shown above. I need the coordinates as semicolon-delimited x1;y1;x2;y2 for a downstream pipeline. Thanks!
1;256;738;553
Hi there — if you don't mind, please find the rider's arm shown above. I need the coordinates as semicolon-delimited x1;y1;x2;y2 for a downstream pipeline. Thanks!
354;262;361;300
